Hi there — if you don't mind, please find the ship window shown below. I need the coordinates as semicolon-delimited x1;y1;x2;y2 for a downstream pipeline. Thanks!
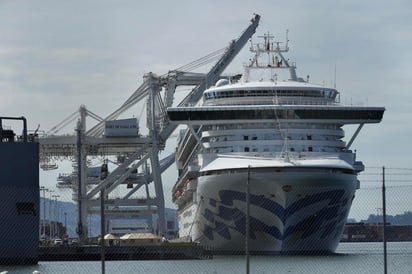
244;147;250;152
16;202;36;215
205;88;340;100
308;147;313;152
307;135;312;140
243;135;249;140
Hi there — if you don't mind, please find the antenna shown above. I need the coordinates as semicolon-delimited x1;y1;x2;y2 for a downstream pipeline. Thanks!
334;63;337;89
285;29;289;50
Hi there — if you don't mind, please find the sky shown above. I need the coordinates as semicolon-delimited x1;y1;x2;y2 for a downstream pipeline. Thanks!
1;0;411;219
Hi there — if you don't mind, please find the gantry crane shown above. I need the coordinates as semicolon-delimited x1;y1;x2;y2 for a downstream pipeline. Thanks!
38;14;260;241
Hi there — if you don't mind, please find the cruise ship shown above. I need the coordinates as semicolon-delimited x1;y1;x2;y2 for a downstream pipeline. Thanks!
167;32;385;254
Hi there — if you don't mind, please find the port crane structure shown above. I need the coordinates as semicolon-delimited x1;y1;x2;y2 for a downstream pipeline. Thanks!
37;14;260;241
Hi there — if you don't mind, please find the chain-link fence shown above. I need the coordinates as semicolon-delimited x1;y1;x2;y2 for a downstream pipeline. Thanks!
0;166;410;273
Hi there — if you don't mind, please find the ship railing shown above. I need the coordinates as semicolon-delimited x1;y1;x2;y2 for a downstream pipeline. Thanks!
269;151;352;161
172;161;200;193
269;98;338;106
271;99;339;106
205;98;339;106
0;116;28;142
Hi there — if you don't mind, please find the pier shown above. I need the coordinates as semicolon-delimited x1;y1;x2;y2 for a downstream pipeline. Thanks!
39;243;211;261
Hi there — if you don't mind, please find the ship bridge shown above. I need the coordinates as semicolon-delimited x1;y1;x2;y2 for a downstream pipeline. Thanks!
166;104;385;156
167;105;385;125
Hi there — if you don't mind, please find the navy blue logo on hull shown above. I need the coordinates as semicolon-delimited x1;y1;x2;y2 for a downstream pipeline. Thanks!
201;189;349;242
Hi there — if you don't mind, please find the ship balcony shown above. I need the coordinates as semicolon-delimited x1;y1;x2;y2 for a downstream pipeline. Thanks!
187;164;200;173
203;96;338;106
203;139;346;150
172;165;200;194
173;180;196;205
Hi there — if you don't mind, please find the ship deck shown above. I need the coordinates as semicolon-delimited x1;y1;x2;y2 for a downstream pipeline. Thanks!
167;105;385;125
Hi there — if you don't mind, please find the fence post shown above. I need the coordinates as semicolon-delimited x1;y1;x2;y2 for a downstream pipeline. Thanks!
101;189;105;274
382;166;387;274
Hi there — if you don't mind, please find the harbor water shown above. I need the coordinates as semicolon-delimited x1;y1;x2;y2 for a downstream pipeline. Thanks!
1;242;411;273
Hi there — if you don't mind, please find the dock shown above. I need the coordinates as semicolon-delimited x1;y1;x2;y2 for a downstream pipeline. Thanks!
39;243;212;261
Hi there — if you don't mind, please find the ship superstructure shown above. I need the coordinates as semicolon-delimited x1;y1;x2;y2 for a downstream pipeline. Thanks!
167;31;385;253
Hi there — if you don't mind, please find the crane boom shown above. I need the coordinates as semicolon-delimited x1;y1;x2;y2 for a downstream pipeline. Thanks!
85;14;260;140
159;14;260;141
179;14;260;107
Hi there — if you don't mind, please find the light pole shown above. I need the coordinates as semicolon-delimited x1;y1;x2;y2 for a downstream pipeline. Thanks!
52;194;60;238
39;186;48;239
48;190;55;238
64;212;67;237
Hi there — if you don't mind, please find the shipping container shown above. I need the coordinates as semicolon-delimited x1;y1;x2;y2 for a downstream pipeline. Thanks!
104;118;139;137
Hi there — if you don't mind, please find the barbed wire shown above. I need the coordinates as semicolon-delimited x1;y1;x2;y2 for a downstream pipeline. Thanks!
359;167;412;186
359;185;412;189
360;182;412;185
361;173;412;176
364;166;412;171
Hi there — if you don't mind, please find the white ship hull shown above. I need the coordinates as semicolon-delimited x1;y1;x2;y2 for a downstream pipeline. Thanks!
177;159;358;254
